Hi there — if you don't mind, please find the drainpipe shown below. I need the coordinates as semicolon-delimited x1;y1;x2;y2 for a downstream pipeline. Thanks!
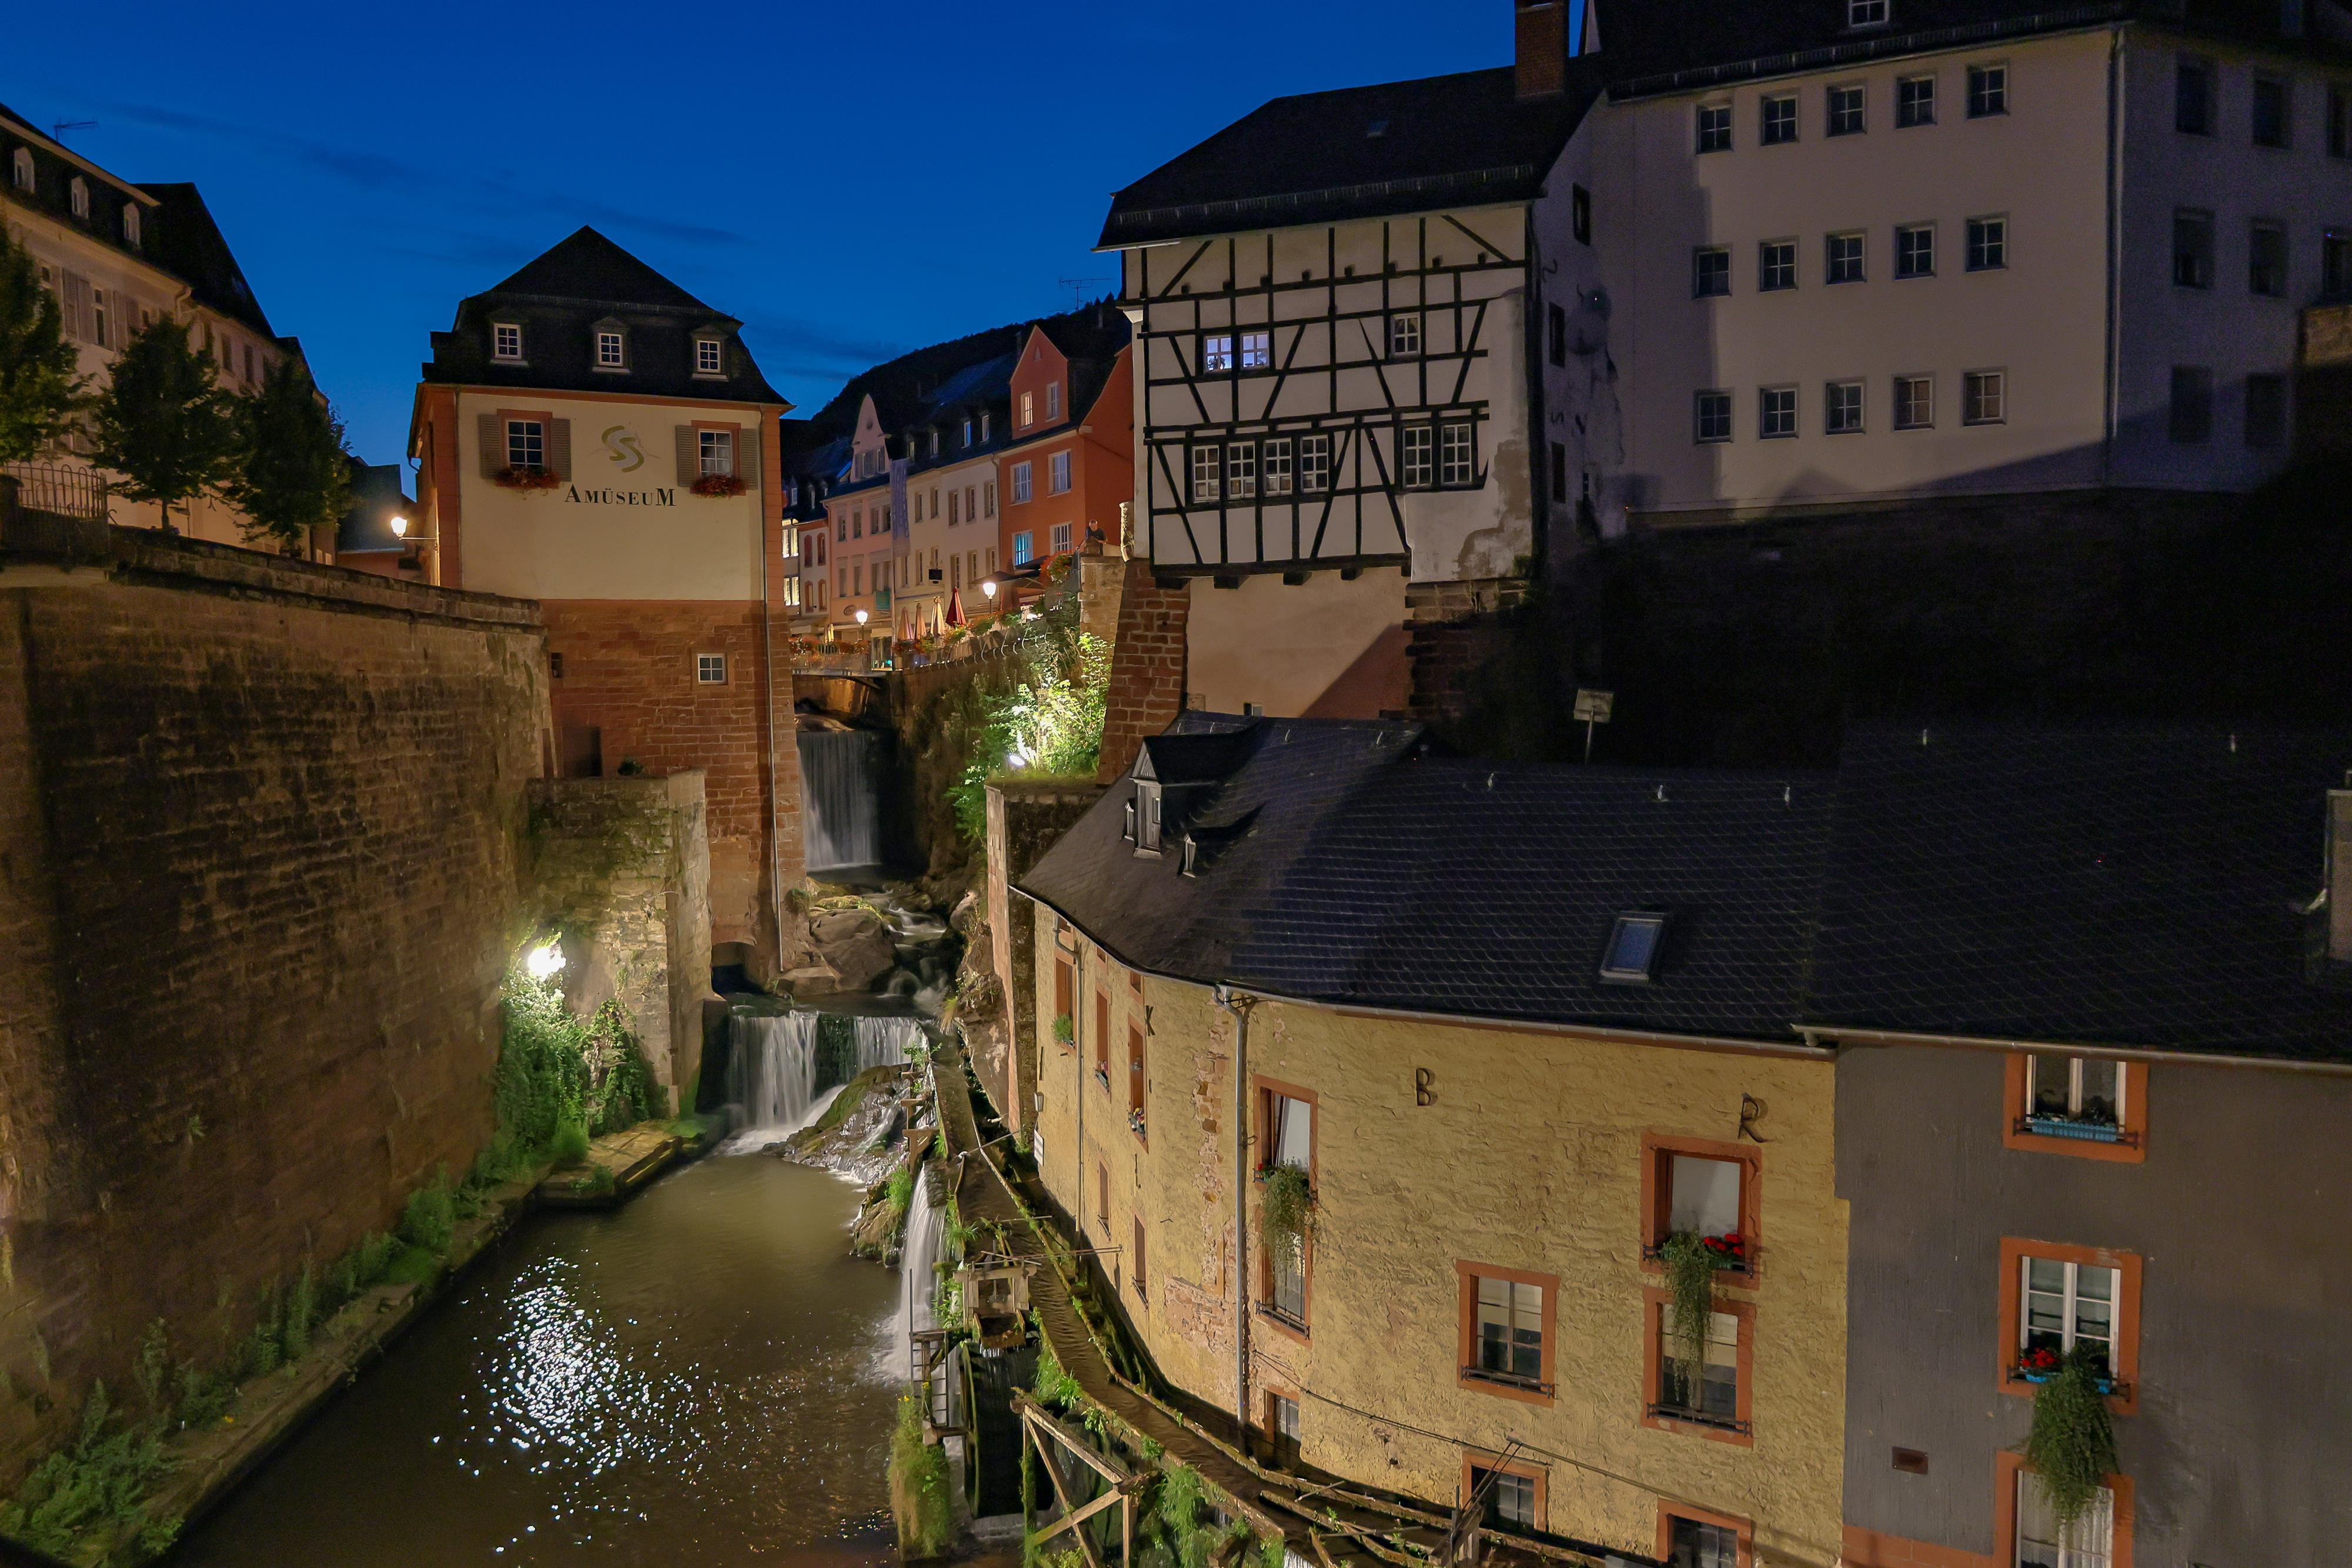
2100;25;2124;486
1215;983;1257;1445
763;474;786;976
1074;944;1086;1223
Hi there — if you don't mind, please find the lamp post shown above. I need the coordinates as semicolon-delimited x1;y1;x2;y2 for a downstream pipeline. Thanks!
389;514;408;539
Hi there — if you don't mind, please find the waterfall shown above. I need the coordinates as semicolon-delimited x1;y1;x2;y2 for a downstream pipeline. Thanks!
854;1015;923;1075
797;729;884;872
899;1165;948;1383
722;1011;918;1152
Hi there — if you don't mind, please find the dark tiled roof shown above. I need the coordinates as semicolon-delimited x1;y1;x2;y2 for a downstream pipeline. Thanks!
421;226;784;405
135;183;275;336
1020;716;1833;1042
1099;63;1603;248
0;103;150;266
1807;726;2352;1061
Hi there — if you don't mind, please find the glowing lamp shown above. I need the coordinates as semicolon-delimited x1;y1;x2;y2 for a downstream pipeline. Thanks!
981;579;998;600
388;514;409;539
854;607;870;626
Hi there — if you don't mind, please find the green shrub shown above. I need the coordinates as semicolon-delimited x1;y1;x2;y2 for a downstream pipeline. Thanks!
889;1389;956;1559
885;1166;914;1216
0;1382;168;1557
383;1245;441;1288
947;599;1111;842
496;970;592;1152
280;1265;316;1362
399;1174;457;1257
133;1320;170;1422
2024;1349;2120;1529
549;1120;591;1166
1657;1230;1719;1380
1031;1323;1082;1410
173;1365;232;1431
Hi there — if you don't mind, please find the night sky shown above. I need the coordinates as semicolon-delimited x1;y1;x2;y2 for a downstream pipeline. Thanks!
7;1;1540;472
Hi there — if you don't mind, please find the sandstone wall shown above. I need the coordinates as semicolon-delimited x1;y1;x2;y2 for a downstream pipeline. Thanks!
0;531;549;1486
980;781;1103;1130
1095;561;1188;783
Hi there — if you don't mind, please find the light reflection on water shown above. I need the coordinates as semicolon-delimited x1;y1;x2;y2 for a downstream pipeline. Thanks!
173;1154;900;1566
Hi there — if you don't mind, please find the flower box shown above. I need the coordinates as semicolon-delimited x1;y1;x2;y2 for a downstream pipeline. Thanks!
2017;1114;2133;1146
2013;1352;2122;1395
492;466;562;491
1643;1231;1753;1275
1128;1109;1147;1138
690;473;747;497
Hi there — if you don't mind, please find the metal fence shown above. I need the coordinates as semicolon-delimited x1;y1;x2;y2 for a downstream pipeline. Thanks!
1;462;112;522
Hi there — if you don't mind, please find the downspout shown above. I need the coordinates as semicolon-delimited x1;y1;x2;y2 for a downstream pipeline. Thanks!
763;446;786;977
2101;25;2125;485
1215;983;1257;1445
1074;943;1087;1218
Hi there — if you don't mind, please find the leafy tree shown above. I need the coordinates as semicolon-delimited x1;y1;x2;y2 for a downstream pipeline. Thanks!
91;317;235;531
223;356;352;550
0;223;84;462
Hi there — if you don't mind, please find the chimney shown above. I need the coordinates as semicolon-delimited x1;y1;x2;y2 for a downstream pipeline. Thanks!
1516;0;1567;100
2330;787;2352;963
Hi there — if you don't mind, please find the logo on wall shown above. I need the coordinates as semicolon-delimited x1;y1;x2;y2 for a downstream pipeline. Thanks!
601;426;646;473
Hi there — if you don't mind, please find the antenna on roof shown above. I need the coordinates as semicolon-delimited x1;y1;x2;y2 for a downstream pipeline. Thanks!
1057;276;1110;310
51;120;96;142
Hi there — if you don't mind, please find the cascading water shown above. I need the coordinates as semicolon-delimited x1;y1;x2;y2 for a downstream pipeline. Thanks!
723;1012;918;1149
797;728;884;872
897;1165;947;1383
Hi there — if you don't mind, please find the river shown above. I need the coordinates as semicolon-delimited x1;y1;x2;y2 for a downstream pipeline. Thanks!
173;1152;900;1566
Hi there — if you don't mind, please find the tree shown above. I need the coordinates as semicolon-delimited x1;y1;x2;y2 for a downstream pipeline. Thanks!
91;317;235;531
0;223;85;463
223;357;351;551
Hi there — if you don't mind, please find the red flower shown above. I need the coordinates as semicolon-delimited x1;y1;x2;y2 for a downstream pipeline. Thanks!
690;473;747;497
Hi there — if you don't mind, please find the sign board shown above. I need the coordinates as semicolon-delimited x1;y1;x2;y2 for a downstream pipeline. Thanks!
1573;689;1615;723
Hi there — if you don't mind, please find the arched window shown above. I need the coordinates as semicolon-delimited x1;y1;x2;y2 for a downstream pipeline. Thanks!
9;148;31;193
122;203;140;248
69;175;89;219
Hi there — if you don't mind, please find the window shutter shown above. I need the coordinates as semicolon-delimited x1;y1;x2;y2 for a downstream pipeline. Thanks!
62;272;91;342
676;425;697;482
736;424;759;483
547;418;572;480
478;412;505;477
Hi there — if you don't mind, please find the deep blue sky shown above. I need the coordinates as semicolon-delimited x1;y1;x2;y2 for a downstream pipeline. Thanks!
8;1;1544;472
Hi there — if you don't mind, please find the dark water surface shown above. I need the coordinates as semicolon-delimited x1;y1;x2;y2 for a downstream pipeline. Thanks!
175;1154;898;1567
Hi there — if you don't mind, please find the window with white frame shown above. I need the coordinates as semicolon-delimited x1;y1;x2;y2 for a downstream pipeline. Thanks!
696;337;723;374
1656;1305;1740;1422
699;428;734;476
507;419;546;470
1828;82;1866;136
2022;1055;2127;1139
983;479;996;515
1849;0;1889;24
2020;1256;2117;1376
1401;425;1434;488
9;148;31;192
1228;442;1257;499
1760;239;1798;291
1696;102;1733;153
961;418;973;446
1762;93;1799;145
1826;380;1865;433
1827;231;1866;283
1897;74;1935;126
1895;375;1933;430
1969;62;2009;117
1201;333;1235;373
69;176;88;219
1472;1276;1544;1386
1472;1467;1536;1532
1760;386;1798;438
1386;313;1425;357
493;322;523;361
1299;433;1331;494
1232;330;1269;370
1439;422;1474;486
597;330;625;368
1012;460;1034;503
1264;436;1294;496
2016;1474;2114;1568
1968;215;2008;271
1693;245;1732;297
1965;369;2006;424
1018;390;1035;426
1050;521;1073;553
981;411;992;441
1695;390;1733;443
1191;446;1221;503
1050;450;1072;494
1046;380;1061;419
1896;223;1935;279
697;654;727;684
91;290;109;351
122;203;141;248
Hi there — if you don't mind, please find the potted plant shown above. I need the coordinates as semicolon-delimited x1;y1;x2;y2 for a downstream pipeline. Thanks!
1656;1231;1720;1400
1128;1108;1147;1138
1051;1013;1074;1049
1258;1163;1314;1243
2023;1348;2119;1529
493;465;562;491
690;472;747;497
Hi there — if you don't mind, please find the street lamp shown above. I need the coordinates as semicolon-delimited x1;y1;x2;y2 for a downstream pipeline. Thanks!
388;514;409;539
981;579;998;601
854;607;870;626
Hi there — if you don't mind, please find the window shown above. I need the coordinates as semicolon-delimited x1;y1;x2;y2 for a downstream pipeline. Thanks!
1191;446;1220;503
1046;380;1061;418
1240;331;1271;370
2015;1472;2116;1568
1133;1217;1147;1303
697;654;727;684
1761;94;1798;145
984;480;996;516
1299;434;1331;494
1268;1393;1300;1450
1469;1465;1539;1532
2250;220;2288;296
1388;314;1422;356
122;203;141;248
2014;1054;2135;1146
1572;183;1591;243
1760;386;1798;438
2247;373;2288;450
507;419;546;470
1458;1267;1552;1395
1696;102;1733;153
1968;62;2009;118
1695;390;1733;443
1602;912;1667;981
92;290;108;352
1050;450;1073;494
596;330;624;368
1547;302;1568;366
1012;461;1034;504
1826;231;1865;284
1968;215;2008;271
1999;1239;2141;1408
1439;423;1474;486
493;322;523;361
1017;390;1034;427
1201;333;1235;373
696;337;723;374
1849;0;1888;24
1693;246;1731;297
1965;370;2006;424
2169;365;2213;443
8;148;29;192
948;490;960;527
700;428;734;476
1759;239;1797;292
2334;87;2351;157
69;176;88;220
1228;442;1257;500
1401;425;1434;488
1828;82;1866;136
960;418;973;447
1662;1509;1747;1568
1264;437;1293;496
2253;74;2290;148
1652;1302;1743;1429
1127;1022;1145;1135
1095;1162;1108;1229
1014;530;1034;565
1896;224;1935;279
1260;1086;1314;1326
1897;75;1935;126
1895;375;1934;430
1825;380;1865;434
2172;209;2213;287
2176;54;2215;135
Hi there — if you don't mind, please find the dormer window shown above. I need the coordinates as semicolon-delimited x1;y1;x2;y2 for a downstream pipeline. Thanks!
1599;912;1668;984
961;418;974;446
121;203;140;248
595;328;627;370
928;429;941;457
9;148;30;193
1180;834;1198;877
69;176;88;220
492;322;523;362
981;411;992;441
1848;0;1889;24
1046;380;1061;420
695;337;723;375
1134;782;1164;853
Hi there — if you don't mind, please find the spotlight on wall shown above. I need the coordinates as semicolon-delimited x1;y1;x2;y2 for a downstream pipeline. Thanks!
389;514;409;538
525;942;565;981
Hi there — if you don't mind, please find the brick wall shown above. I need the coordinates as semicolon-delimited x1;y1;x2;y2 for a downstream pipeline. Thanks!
1096;561;1190;783
542;600;801;958
0;530;548;1486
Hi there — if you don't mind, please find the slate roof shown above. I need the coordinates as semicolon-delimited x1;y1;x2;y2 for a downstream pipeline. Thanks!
1021;715;1833;1042
1099;61;1605;248
1022;717;2352;1063
135;183;276;336
1807;726;2352;1061
420;226;784;404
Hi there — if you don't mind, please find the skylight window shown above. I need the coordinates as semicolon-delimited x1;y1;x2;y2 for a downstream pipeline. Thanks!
1600;913;1668;985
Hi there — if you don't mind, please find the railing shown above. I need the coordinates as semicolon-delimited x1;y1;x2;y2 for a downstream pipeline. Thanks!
2;462;111;522
1645;1401;1751;1435
2014;1115;2136;1146
1461;1364;1555;1398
